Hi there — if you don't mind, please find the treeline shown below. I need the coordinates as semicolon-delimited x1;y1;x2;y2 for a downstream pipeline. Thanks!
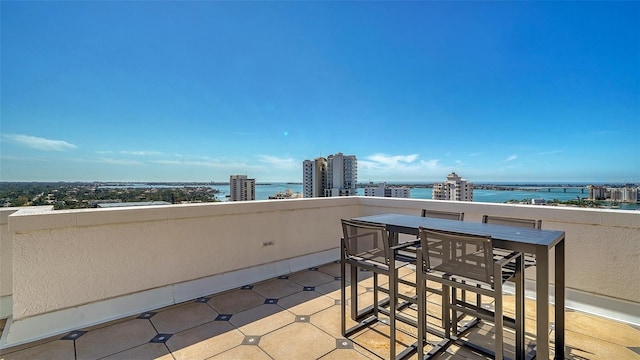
0;182;220;209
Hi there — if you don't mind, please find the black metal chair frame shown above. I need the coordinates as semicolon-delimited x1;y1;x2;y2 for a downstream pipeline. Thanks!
416;227;525;360
340;219;419;360
421;209;465;221
483;215;542;270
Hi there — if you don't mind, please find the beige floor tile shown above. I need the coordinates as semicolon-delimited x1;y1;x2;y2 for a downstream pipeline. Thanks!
352;321;418;360
317;282;371;301
230;304;295;336
209;288;265;314
501;295;555;323
318;348;376;360
355;273;387;289
0;340;74;360
0;333;66;357
75;318;157;360
166;321;244;360
315;279;343;298
277;290;335;315
206;344;272;360
317;262;342;277
101;342;174;360
151;302;218;334
311;304;360;338
260;322;336;359
457;321;527;360
77;314;140;332
252;278;302;298
288;270;336;287
398;266;416;279
564;310;640;347
559;328;640;360
434;343;491;359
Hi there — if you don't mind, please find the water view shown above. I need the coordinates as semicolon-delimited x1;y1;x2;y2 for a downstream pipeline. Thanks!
210;183;639;211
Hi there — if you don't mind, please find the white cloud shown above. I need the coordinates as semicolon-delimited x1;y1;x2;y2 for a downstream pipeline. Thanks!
1;134;77;151
99;158;142;165
366;153;419;166
356;153;447;181
258;155;298;169
153;159;221;167
505;155;517;162
120;150;162;156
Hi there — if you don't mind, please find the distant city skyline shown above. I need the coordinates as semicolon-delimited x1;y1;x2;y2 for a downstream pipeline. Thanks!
1;2;638;183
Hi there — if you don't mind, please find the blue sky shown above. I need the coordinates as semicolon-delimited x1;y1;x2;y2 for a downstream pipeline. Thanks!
1;1;638;183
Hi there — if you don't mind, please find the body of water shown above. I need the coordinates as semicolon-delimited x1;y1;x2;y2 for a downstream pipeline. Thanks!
211;183;639;210
101;182;638;210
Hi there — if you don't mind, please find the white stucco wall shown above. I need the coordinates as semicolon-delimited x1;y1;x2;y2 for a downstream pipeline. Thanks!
3;197;639;347
0;208;19;318
9;198;356;320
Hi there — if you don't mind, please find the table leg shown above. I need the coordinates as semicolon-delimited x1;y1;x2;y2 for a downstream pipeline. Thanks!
536;248;550;360
554;238;565;359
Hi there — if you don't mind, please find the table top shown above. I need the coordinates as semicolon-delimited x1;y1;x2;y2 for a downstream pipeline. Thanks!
352;214;565;251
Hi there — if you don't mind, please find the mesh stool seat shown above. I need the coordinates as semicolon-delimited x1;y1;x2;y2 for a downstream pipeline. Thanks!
482;215;542;270
416;227;525;360
340;219;419;360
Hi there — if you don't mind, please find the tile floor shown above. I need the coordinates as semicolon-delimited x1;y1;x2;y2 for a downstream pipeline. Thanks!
1;262;639;360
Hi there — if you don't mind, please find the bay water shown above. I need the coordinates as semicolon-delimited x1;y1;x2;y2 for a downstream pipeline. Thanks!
213;183;638;210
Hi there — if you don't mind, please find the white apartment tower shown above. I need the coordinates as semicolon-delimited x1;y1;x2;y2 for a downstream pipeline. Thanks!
325;153;358;197
432;172;473;201
303;153;357;197
229;175;255;201
303;157;327;198
364;182;411;198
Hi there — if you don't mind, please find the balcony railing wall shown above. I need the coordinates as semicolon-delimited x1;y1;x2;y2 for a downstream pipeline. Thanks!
1;197;638;349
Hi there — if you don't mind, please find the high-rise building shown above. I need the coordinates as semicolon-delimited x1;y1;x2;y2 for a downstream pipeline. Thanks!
589;184;639;204
303;153;357;198
303;157;327;198
229;175;255;201
363;182;410;198
325;153;357;197
432;172;473;201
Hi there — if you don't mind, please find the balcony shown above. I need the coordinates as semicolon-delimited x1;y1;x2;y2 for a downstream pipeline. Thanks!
1;197;639;359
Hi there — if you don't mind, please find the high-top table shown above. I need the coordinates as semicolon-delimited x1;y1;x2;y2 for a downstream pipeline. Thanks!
352;214;566;360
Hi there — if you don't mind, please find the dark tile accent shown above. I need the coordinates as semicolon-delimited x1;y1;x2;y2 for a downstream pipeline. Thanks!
366;287;374;292
61;330;87;340
215;314;232;321
336;338;354;349
137;311;157;319
240;285;253;290
150;334;172;343
195;297;211;303
303;286;315;291
242;335;261;345
359;268;370;272
334;260;340;264
629;347;640;356
295;315;310;323
277;275;289;279
308;267;318;271
264;298;278;304
334;276;341;281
